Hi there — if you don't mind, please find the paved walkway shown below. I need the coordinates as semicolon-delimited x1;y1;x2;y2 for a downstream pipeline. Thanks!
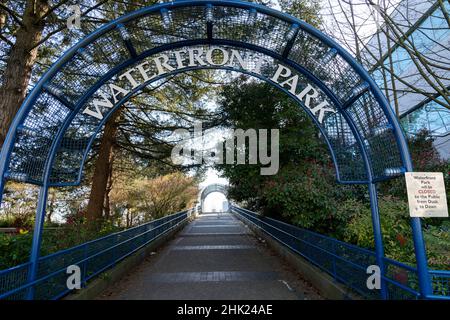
98;213;322;300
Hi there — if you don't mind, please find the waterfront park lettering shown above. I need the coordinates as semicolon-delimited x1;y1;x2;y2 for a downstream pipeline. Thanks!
82;46;335;123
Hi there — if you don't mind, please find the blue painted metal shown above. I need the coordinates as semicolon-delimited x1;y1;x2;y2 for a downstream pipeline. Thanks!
48;37;374;188
429;270;450;297
0;210;190;300
0;0;435;299
0;0;405;189
231;206;448;300
0;204;446;300
368;183;387;299
39;36;389;195
321;3;431;292
67;60;351;187
410;218;433;297
25;185;49;300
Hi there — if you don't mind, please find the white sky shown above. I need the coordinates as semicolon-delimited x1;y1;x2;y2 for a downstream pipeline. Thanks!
202;192;229;212
199;167;229;189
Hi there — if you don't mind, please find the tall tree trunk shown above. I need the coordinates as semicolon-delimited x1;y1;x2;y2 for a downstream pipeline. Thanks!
0;6;6;30
0;0;49;147
86;109;121;227
125;206;131;228
103;159;115;221
46;189;56;223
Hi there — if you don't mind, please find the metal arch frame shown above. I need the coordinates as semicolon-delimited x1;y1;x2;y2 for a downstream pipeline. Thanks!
0;0;431;299
61;59;355;187
198;183;229;213
0;0;405;190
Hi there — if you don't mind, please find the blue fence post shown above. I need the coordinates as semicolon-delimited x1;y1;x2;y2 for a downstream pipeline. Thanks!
410;217;432;298
331;240;337;279
0;178;5;209
82;244;88;287
400;138;432;298
368;183;388;300
25;185;49;300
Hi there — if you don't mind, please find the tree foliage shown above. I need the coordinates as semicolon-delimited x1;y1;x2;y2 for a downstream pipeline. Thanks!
109;171;198;227
216;77;343;233
215;77;450;269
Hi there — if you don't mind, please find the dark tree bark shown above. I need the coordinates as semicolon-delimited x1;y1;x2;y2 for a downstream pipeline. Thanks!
86;109;121;227
0;7;6;30
103;155;115;221
46;189;56;223
0;0;49;147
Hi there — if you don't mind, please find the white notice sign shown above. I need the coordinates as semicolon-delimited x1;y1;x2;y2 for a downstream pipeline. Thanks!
405;172;448;218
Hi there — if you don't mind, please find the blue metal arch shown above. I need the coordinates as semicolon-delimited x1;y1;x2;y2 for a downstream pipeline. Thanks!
43;39;372;188
0;0;431;299
0;0;409;189
71;63;345;187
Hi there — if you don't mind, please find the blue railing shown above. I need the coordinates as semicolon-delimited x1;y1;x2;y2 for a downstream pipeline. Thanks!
1;205;447;300
231;205;449;300
430;270;450;299
0;210;190;300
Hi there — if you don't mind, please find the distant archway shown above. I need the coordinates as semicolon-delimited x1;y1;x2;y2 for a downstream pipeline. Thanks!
198;184;229;213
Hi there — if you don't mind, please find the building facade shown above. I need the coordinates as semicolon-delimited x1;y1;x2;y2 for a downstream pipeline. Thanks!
361;0;450;158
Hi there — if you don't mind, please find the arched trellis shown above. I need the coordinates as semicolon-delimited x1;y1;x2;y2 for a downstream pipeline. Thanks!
0;0;432;299
198;184;229;213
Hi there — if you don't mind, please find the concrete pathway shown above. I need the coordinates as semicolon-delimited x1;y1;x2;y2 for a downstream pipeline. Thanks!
98;213;322;300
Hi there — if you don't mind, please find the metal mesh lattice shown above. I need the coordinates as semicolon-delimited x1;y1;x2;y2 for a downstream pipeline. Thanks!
3;1;406;187
7;93;71;183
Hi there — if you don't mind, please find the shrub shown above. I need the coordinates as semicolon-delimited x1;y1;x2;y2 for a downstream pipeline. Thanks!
0;232;33;269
